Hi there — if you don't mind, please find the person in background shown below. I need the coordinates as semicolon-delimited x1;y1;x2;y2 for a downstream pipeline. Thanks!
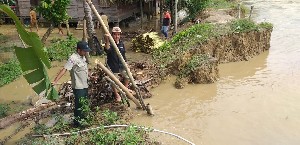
58;23;64;35
161;10;171;39
52;41;91;127
29;6;39;32
104;27;129;102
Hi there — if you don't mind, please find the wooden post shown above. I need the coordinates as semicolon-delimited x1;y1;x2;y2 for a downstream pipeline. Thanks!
160;0;163;25
249;6;254;20
238;3;241;19
86;0;148;111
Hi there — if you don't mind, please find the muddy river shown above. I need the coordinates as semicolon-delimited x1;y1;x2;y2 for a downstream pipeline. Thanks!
131;0;300;145
1;0;300;144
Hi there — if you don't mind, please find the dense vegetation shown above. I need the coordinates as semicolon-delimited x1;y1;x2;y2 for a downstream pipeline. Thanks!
17;98;154;144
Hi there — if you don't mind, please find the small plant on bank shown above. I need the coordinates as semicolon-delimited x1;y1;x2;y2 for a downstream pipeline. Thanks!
230;19;258;33
0;59;22;87
46;35;78;61
102;109;119;125
0;103;10;118
259;22;273;30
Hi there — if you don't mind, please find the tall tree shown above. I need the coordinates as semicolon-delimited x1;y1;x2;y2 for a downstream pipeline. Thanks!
37;0;71;43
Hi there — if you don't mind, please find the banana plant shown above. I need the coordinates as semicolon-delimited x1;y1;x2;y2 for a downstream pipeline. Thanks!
0;5;59;100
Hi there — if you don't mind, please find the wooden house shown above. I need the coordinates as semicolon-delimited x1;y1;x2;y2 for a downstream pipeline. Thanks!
14;0;143;24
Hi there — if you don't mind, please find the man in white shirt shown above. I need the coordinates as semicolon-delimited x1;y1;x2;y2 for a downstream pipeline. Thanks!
52;41;91;127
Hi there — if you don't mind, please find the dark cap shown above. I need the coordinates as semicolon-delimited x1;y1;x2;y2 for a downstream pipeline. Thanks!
77;41;91;52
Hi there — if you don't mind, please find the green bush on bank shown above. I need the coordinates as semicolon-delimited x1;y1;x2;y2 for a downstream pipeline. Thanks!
0;59;22;87
46;35;78;61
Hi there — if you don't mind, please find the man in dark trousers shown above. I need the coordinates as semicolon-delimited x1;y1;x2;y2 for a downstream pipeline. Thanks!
161;10;171;39
52;41;91;127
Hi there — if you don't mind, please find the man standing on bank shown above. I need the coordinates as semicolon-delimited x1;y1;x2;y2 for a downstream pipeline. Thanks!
104;27;129;102
161;10;171;39
52;41;91;127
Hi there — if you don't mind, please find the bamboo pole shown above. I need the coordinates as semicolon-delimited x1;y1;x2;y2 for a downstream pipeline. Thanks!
82;19;87;42
95;60;142;109
85;0;148;111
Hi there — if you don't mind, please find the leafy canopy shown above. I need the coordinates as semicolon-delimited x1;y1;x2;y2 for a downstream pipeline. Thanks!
37;0;70;24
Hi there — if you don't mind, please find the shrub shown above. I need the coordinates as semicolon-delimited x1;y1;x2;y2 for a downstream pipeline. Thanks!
46;35;78;61
186;0;210;19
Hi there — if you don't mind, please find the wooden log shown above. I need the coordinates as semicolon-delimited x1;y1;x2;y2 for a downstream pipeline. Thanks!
0;102;56;129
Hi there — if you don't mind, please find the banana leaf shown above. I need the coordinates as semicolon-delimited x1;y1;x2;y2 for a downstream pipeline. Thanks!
0;4;58;100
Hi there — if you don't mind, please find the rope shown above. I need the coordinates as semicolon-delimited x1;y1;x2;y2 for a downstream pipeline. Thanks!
32;124;195;145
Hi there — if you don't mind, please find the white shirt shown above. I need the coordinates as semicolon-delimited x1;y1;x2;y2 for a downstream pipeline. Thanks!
64;53;88;89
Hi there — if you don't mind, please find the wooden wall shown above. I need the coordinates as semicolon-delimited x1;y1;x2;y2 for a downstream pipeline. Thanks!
16;0;139;23
17;0;31;17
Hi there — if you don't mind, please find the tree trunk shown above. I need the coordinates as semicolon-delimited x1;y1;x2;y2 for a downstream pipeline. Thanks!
83;0;96;56
41;23;54;44
83;1;95;37
160;0;163;25
140;0;143;29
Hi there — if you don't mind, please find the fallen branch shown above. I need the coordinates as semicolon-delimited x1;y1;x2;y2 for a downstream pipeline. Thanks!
0;102;56;129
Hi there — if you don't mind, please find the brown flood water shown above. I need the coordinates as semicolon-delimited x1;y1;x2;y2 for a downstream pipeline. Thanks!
1;0;300;144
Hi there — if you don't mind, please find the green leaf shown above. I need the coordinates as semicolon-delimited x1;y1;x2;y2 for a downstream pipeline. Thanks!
1;4;58;100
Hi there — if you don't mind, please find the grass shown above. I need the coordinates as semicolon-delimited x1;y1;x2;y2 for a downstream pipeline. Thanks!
0;59;22;87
